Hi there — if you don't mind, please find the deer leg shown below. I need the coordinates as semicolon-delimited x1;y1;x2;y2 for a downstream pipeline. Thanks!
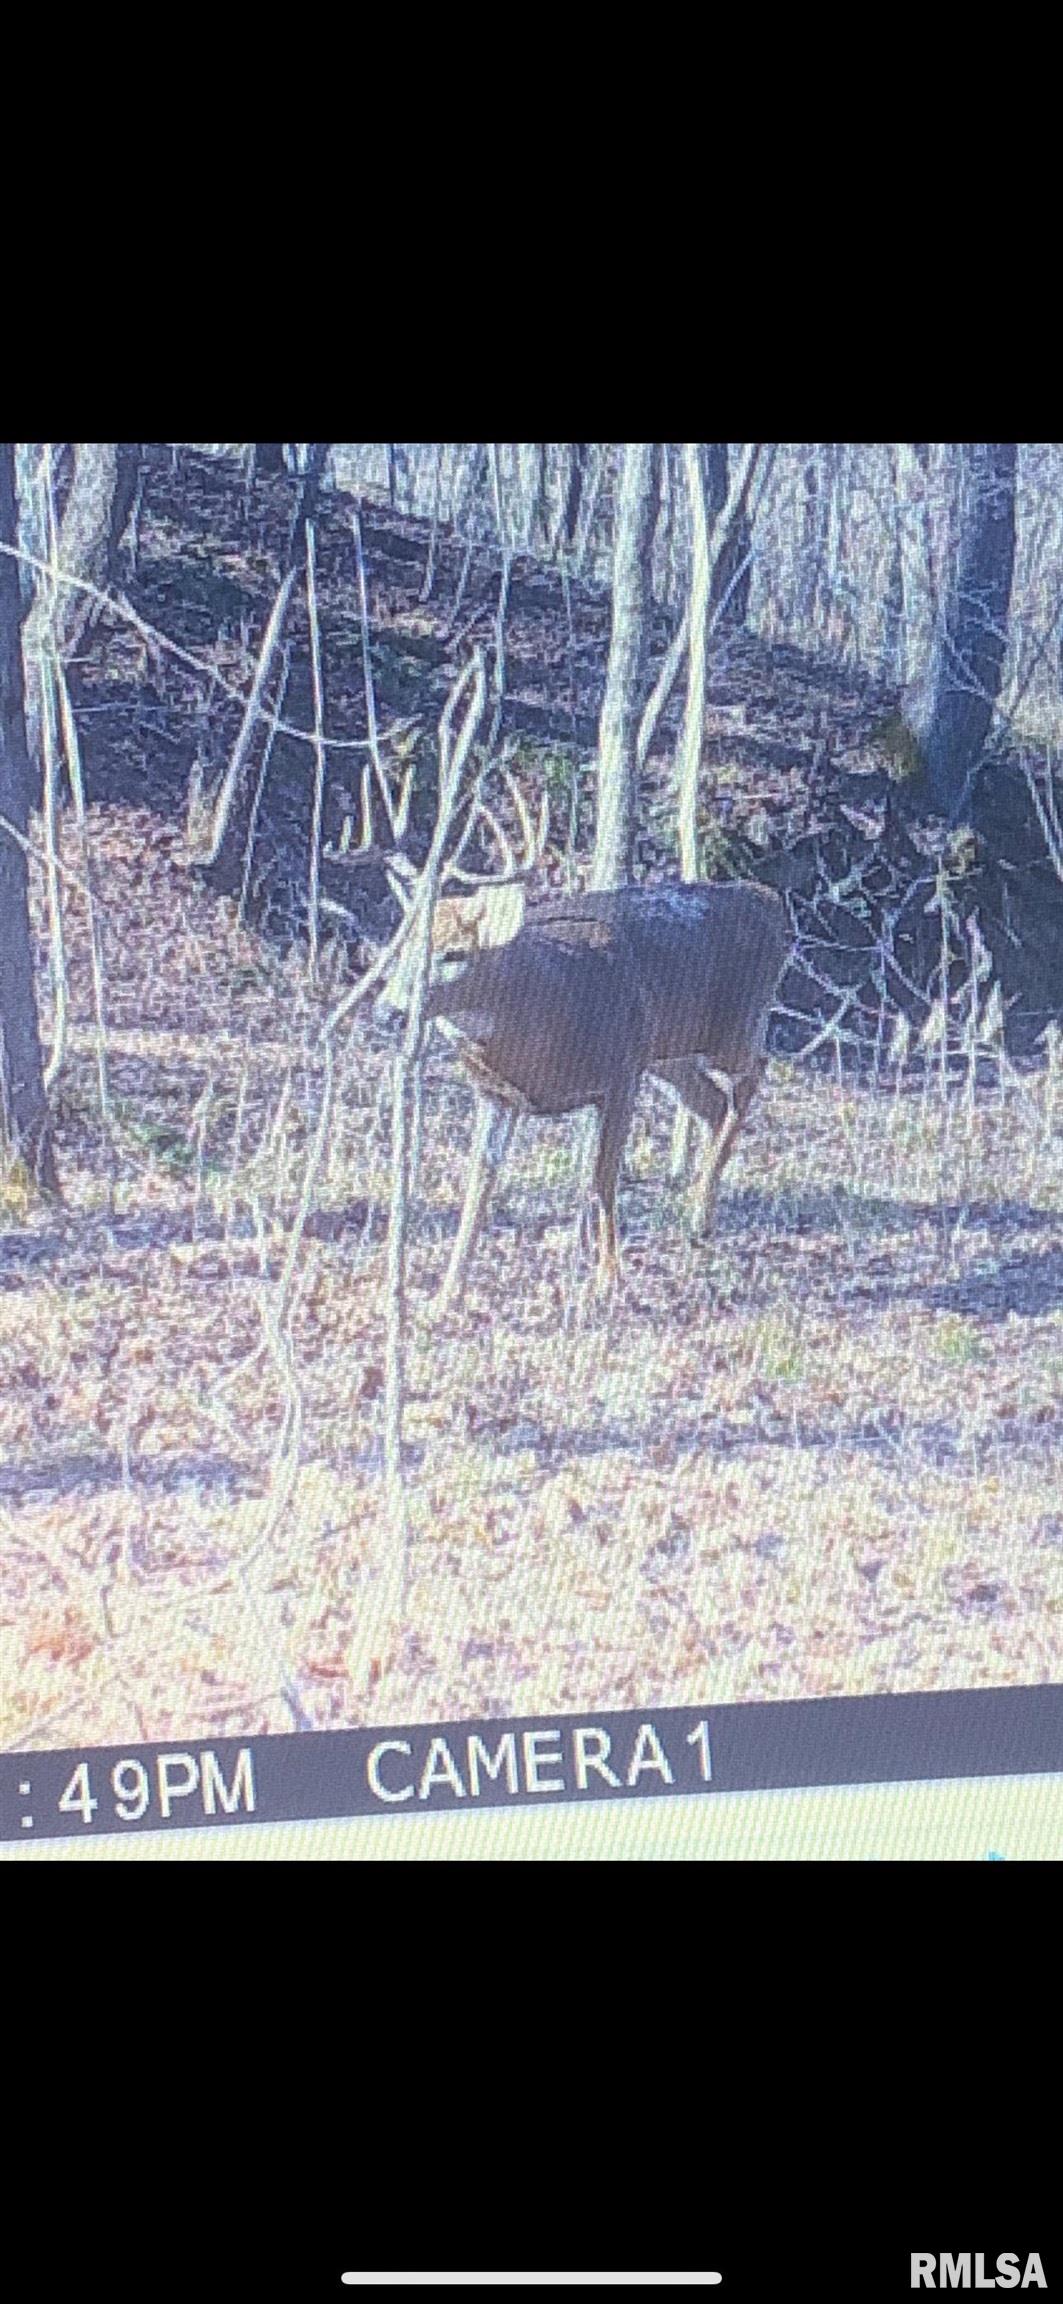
655;1057;731;1185
574;1109;601;1263
669;1104;697;1186
434;1096;517;1313
587;1076;638;1291
688;1058;767;1238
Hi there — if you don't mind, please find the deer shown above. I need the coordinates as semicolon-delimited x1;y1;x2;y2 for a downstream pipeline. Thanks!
375;766;790;1310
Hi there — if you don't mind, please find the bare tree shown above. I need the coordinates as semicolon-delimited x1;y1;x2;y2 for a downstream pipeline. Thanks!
280;442;331;574
674;444;770;879
676;442;714;882
550;443;589;559
193;443;332;878
107;443;146;583
670;443;769;1181
900;443;1018;819
18;442;122;808
21;442;118;664
591;443;661;889
193;569;299;867
0;442;58;1192
797;444;829;632
703;444;751;624
885;442;936;688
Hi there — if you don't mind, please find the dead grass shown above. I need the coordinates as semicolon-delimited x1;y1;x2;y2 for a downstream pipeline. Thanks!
2;806;1062;1749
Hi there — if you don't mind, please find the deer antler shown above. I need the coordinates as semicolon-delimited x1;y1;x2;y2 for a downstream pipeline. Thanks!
447;755;550;888
372;737;551;942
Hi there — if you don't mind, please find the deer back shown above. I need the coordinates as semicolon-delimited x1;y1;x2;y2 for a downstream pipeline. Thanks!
454;880;790;1075
613;883;789;1071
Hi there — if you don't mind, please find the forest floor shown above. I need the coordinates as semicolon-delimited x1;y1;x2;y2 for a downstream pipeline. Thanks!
1;450;1061;1749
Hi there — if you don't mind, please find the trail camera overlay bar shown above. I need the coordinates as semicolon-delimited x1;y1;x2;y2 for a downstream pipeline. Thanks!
4;1686;1061;1841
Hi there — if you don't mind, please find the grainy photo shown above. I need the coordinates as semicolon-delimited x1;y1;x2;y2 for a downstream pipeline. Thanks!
1;442;1060;1775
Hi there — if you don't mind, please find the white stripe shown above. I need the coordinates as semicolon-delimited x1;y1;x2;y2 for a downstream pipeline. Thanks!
340;2278;723;2290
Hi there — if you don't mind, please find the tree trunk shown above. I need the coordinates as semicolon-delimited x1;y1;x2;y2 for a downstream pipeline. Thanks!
22;442;118;662
281;442;331;573
0;442;58;1193
107;443;145;582
824;442;854;651
798;446;829;633
887;441;935;688
668;443;713;1185
531;443;551;548
20;443;120;796
703;443;752;624
657;444;679;607
563;443;589;550
591;443;661;888
883;445;906;684
676;443;712;879
901;443;1017;819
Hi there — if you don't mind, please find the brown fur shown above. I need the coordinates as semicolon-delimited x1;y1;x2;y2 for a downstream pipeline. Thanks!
418;881;789;1301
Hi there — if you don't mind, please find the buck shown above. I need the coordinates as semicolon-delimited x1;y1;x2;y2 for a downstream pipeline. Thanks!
375;770;789;1307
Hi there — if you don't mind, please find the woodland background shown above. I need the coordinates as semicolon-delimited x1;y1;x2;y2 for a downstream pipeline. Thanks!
0;440;1060;1751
